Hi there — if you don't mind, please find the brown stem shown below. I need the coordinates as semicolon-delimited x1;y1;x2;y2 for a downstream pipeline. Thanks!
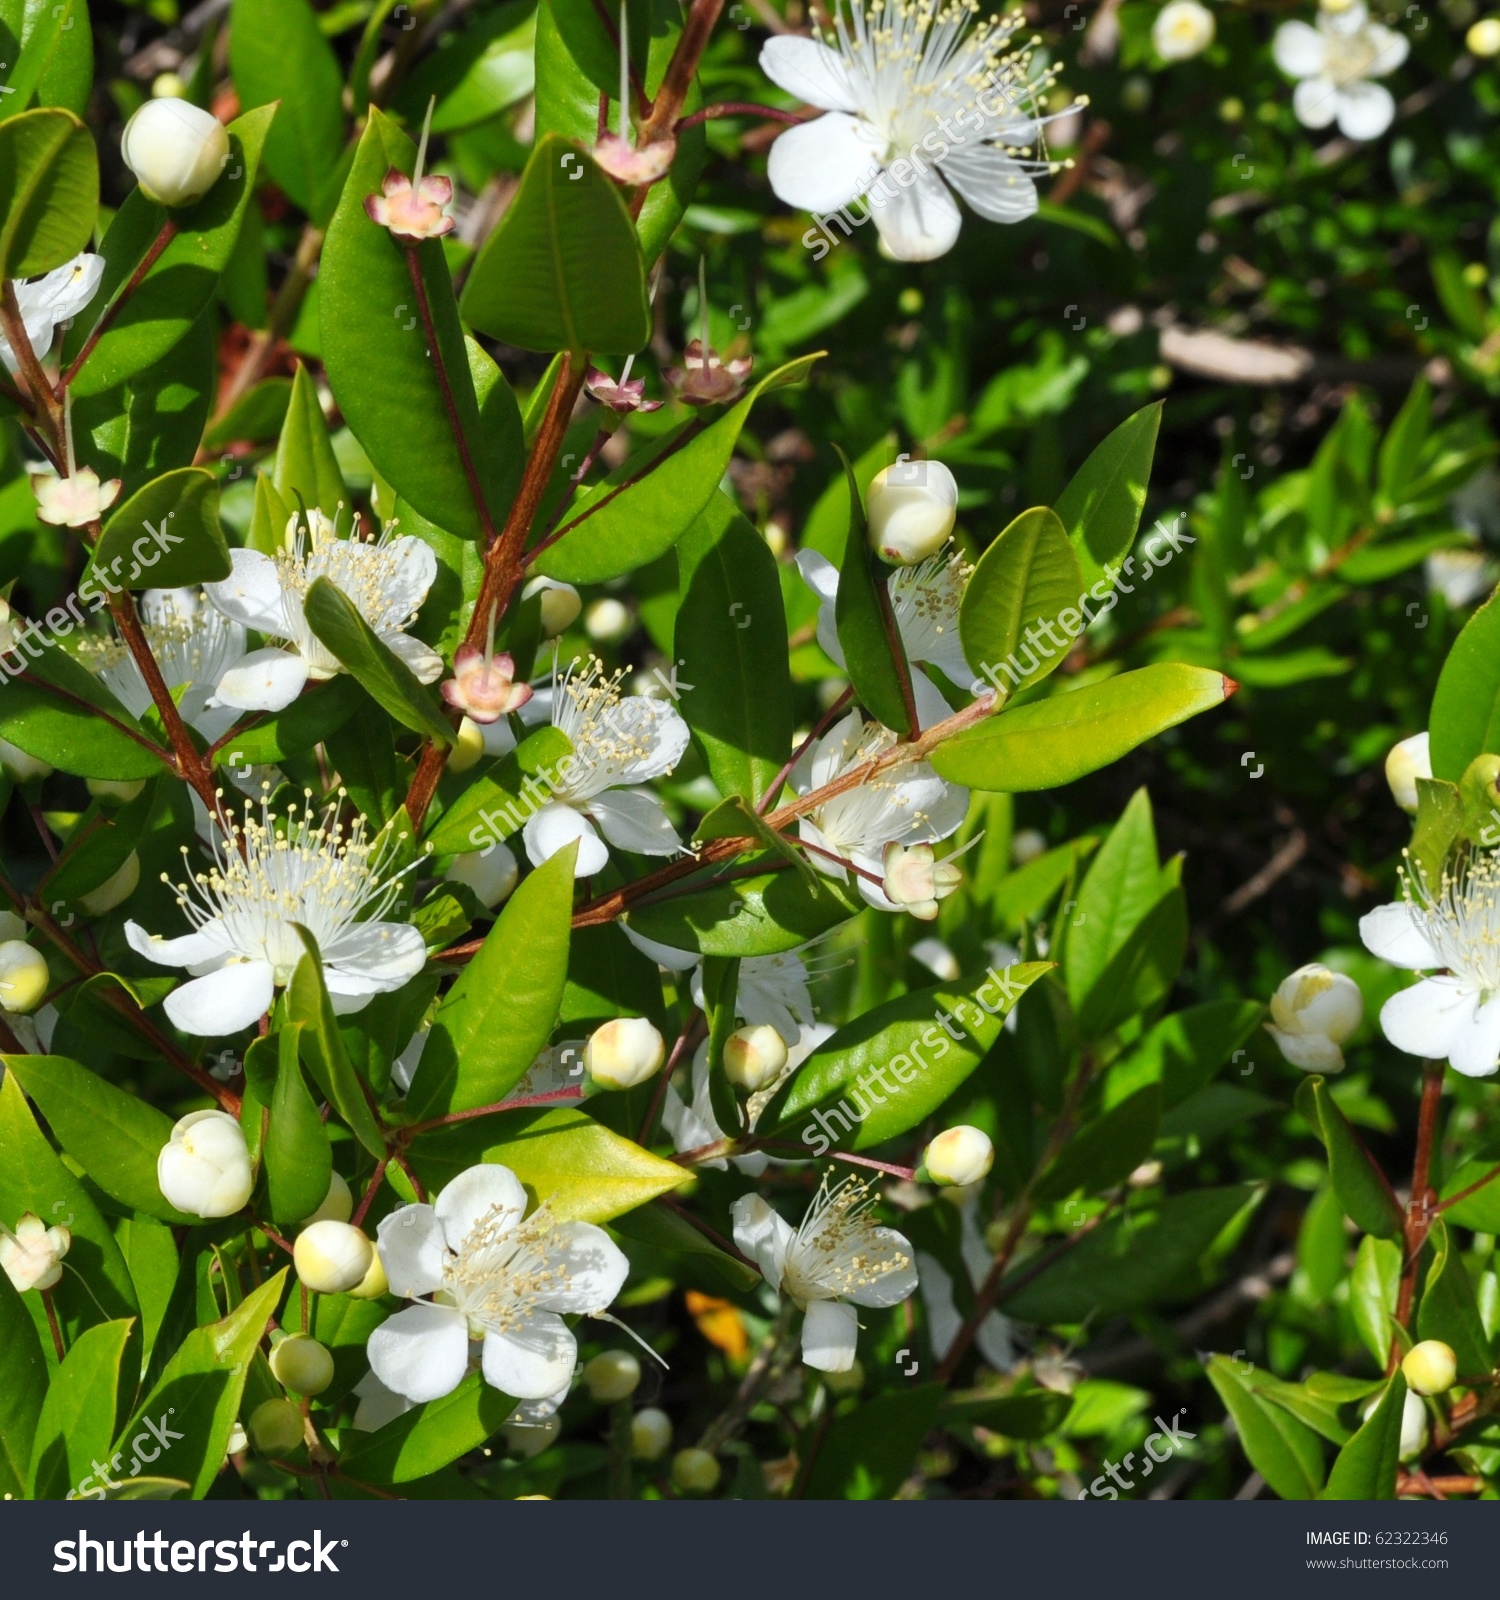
42;1287;65;1361
1437;1160;1500;1213
638;1008;702;1144
1391;1059;1445;1365
659;1194;754;1267
757;686;853;814
675;102;807;130
57;221;178;395
351;1160;388;1228
399;1084;584;1141
1;281;62;456
638;0;726;145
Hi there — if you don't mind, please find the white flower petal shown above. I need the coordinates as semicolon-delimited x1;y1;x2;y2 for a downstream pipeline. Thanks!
589;787;681;857
481;1312;578;1400
1273;19;1327;77
730;1193;794;1291
531;1220;630;1313
801;1297;860;1372
766;113;881;214
322;922;428;984
870;169;963;261
209;646;310;712
1379;977;1472;1061
937;146;1039;224
523;803;609;876
795;548;847;668
375;1204;449;1297
1292;76;1341;129
1335;81;1395;140
368;1301;471;1404
125;918;233;972
206;548;289;632
435;1162;528;1252
381;536;438;618
619;922;700;971
162;960;276;1036
383;629;444;685
759;35;861;112
1366;23;1409;74
1359;902;1440;970
1266;1025;1344;1073
1450;995;1500;1078
830;1225;920;1308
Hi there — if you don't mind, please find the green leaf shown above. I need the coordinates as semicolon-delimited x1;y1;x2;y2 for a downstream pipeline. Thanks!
3;1054;194;1223
0;106;95;276
1295;1076;1404;1240
0;0;91;120
1408;776;1464;896
1206;1355;1324;1501
261;1025;333;1226
62;105;276;397
939;1389;1072;1439
1064;788;1163;1014
321;109;520;543
535;354;822;583
405;843;575;1121
212;677;363;770
410;1106;688;1223
675;492;793;802
1351;1235;1401;1369
930;665;1235;791
87;467;230;591
286;932;387;1158
1430;589;1500;783
114;1215;178;1372
460;131;648;354
759;964;1050;1152
1376;380;1431;508
30;1317;135;1500
1417;1218;1490;1379
303;575;454;745
110;1269;286;1500
834;446;915;737
1438;1149;1500;1232
1104;999;1265;1109
693;795;817;887
1054;403;1162;589
960;506;1082;698
1076;882;1186;1041
0;1268;46;1499
339;1370;515;1484
1033;1085;1162;1201
228;0;346;220
1322;1374;1405;1501
422;726;574;854
274;364;348;516
801;1384;944;1500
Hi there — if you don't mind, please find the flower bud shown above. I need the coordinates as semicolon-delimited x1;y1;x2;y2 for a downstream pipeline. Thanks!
441;646;533;724
882;841;962;920
1402;1339;1457;1396
671;1447;721;1494
584;597;633;643
270;1333;335;1396
87;777;147;803
0;941;49;1013
924;1125;995;1188
631;1406;672;1459
248;1398;305;1456
158;1110;254;1218
824;1357;864;1395
80;852;139;915
583;1350;641;1402
593;133;677;185
723;1023;789;1093
121;97;230;207
1267;963;1363;1073
522;576;583;637
1153;0;1215;60
447;843;519;910
298;1171;353;1227
866;459;957;566
585;1017;667;1090
1384;731;1431;813
294;1220;374;1295
447;717;487;774
504;1413;561;1458
1470;17;1500;54
664;341;753;407
346;1247;389;1300
0;1211;70;1292
33;466;122;529
0;737;50;783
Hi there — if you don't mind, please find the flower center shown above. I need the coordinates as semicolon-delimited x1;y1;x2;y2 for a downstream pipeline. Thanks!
783;1176;911;1302
1407;854;1500;998
444;1201;571;1337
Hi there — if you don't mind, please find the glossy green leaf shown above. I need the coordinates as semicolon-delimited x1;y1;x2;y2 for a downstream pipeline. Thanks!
1322;1373;1405;1501
1105;999;1265;1109
422;725;573;854
1351;1235;1401;1369
1438;1148;1500;1232
63;105;275;397
675;491;793;802
261;1025;332;1226
1430;589;1500;782
1417;1218;1490;1379
1065;788;1163;1013
940;1389;1073;1439
114;1215;178;1371
535;354;821;583
0;106;96;276
0;1269;46;1499
212;677;363;770
286;932;387;1158
87;467;230;590
338;1371;515;1484
1076;881;1186;1041
834;445;915;736
303;575;454;745
274;364;348;517
405;842;575;1121
760;964;1050;1151
30;1317;135;1499
930;665;1235;791
38;778;156;910
802;1384;944;1500
460;131;648;354
960;506;1082;698
1054;402;1162;589
610;1199;760;1292
1295;1076;1404;1240
0;0;92;120
3;1054;193;1223
1206;1354;1324;1501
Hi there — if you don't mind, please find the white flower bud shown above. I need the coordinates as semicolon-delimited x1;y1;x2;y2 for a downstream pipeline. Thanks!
585;1016;667;1090
294;1220;374;1295
631;1406;672;1459
86;777;147;803
1153;0;1215;60
1267;963;1363;1073
270;1333;335;1396
346;1247;389;1300
723;1023;789;1092
671;1447;721;1494
158;1109;254;1218
1384;731;1431;813
925;1125;995;1188
504;1413;561;1458
447;843;519;910
80;852;139;915
0;1211;71;1292
523;575;583;637
447;717;487;773
1402;1340;1457;1396
584;597;633;642
1470;17;1500;54
0;737;50;783
866;459;957;566
583;1350;641;1402
298;1171;353;1227
882;841;962;920
120;97;230;208
248;1397;304;1456
0;941;49;1013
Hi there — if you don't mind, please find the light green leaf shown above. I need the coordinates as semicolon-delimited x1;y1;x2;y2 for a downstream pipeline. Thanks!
1430;590;1500;782
249;1025;332;1227
1417;1218;1490;1379
286;931;387;1158
1322;1374;1405;1501
1054;402;1163;589
1351;1235;1401;1369
960;506;1082;698
0;0;91;120
338;1371;514;1484
1207;1354;1324;1501
0;105;95;276
1064;788;1163;1015
273;364;348;516
87;467;230;590
212;678;363;770
1295;1076;1404;1240
422;725;574;854
0;1268;46;1499
30;1317;135;1500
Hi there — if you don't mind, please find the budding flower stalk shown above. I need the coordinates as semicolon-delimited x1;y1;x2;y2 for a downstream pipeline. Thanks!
121;98;231;207
924;1125;995;1188
585;1016;667;1090
157;1110;254;1218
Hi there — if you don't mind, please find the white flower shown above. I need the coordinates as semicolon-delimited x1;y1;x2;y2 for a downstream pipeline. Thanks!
370;1162;630;1402
793;708;968;909
759;0;1064;261
866;460;959;565
1426;548;1493;611
795;547;972;709
83;587;247;744
1153;0;1215;60
1360;853;1500;1076
1273;3;1408;140
204;515;441;712
0;252;104;370
621;928;820;1042
157;1109;254;1217
1384;731;1431;814
121;97;230;207
1266;962;1363;1072
731;1177;918;1371
1365;1388;1428;1460
0;1211;70;1292
32;465;121;528
126;794;426;1035
917;1191;1015;1369
520;658;689;879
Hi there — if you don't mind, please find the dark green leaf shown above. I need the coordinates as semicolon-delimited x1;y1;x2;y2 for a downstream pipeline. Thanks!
0;106;96;276
1322;1374;1405;1501
1295;1076;1404;1240
88;467;230;590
